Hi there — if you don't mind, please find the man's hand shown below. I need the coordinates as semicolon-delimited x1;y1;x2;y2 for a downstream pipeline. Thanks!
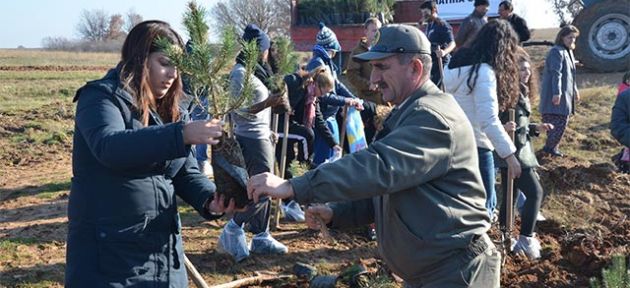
305;204;333;230
247;172;294;203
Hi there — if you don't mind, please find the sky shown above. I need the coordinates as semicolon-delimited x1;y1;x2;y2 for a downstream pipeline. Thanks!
0;0;560;49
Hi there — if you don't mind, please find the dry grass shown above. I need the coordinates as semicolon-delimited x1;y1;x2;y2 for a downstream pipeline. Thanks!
0;49;118;67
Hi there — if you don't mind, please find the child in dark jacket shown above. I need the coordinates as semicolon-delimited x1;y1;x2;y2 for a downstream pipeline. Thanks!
617;71;630;95
611;72;630;173
278;67;339;173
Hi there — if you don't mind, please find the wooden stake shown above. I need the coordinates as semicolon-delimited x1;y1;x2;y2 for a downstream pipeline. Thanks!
338;105;349;156
502;109;516;263
210;272;292;288
270;114;281;230
184;254;210;288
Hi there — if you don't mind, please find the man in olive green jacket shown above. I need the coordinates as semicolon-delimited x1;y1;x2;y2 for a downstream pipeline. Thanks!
248;24;500;287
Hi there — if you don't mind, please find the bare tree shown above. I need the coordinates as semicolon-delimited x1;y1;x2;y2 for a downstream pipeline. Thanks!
76;9;109;41
211;0;290;37
124;9;144;33
107;14;126;41
549;0;583;27
42;36;75;50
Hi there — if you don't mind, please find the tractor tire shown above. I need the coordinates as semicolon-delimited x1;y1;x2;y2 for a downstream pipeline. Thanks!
573;0;630;72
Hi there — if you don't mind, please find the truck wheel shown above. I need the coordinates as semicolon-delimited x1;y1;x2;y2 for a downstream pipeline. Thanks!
573;0;630;72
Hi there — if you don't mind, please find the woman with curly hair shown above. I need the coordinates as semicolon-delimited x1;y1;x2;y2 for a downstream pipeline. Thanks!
498;47;554;259
444;20;522;218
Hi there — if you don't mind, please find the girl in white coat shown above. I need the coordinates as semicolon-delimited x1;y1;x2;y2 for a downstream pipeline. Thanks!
444;20;522;218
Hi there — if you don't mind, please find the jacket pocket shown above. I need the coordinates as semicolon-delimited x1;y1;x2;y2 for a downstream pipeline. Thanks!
380;210;426;280
95;215;164;282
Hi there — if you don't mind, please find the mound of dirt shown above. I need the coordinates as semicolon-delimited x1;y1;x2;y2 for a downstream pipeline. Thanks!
500;154;630;288
0;65;110;72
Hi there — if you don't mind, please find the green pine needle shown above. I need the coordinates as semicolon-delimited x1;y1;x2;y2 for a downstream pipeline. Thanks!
156;0;258;121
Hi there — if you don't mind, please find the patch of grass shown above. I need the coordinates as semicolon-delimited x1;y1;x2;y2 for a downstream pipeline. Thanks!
362;275;399;288
590;255;629;288
11;119;73;146
0;237;39;248
32;181;71;199
0;49;118;67
288;161;310;178
14;280;63;288
0;238;39;261
531;85;619;162
1;263;65;288
544;193;600;231
0;71;103;112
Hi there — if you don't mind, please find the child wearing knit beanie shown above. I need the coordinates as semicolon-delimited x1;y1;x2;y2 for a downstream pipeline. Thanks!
316;22;341;52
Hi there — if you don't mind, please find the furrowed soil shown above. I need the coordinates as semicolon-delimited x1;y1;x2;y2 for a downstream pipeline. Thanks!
0;47;628;288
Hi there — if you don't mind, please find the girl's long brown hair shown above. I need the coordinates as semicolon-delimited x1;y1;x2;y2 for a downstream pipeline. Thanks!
120;20;184;125
515;47;539;103
466;20;520;112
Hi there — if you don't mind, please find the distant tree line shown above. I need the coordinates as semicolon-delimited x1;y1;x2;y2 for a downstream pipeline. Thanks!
211;0;290;37
42;9;143;52
42;1;294;52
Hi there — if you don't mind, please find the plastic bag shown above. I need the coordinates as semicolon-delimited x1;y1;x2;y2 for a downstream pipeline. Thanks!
345;106;368;153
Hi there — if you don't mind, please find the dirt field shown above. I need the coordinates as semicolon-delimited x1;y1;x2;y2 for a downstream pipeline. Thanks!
0;45;628;288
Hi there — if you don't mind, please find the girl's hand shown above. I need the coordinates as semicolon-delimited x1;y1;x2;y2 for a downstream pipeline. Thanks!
346;98;364;111
503;121;516;132
183;118;223;145
206;194;246;214
505;154;522;179
537;123;554;133
552;94;561;105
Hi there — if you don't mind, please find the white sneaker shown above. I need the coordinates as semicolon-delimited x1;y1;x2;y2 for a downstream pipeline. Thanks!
250;232;288;255
512;233;542;260
217;220;249;262
283;200;305;222
198;160;214;178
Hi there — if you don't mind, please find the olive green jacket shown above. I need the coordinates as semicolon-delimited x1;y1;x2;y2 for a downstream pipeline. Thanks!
494;84;540;169
290;81;490;285
345;38;384;105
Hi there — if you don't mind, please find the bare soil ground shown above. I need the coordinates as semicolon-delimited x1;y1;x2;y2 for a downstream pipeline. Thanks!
1;51;629;287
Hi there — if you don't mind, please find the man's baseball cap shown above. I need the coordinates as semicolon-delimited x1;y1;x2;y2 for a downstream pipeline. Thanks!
353;24;431;62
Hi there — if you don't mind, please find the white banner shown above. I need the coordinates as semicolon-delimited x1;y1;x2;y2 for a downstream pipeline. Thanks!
436;0;502;20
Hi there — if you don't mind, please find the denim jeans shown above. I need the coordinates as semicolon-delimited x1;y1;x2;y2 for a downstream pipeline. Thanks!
478;148;496;218
232;135;274;234
191;97;209;162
